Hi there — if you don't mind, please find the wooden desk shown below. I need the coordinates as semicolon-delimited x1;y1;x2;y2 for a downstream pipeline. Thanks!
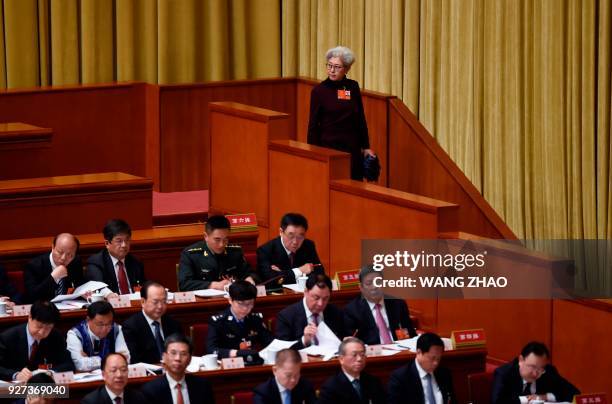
59;347;486;404
0;172;153;240
0;288;359;334
0;224;259;295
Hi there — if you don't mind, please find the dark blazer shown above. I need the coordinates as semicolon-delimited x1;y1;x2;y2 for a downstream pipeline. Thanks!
253;376;316;404
81;386;147;404
256;237;324;284
0;264;21;303
387;360;456;404
318;371;386;404
122;311;182;364
491;358;580;404
23;252;84;303
0;324;74;381
344;296;416;345
207;307;273;359
275;300;345;350
86;249;145;294
141;373;215;404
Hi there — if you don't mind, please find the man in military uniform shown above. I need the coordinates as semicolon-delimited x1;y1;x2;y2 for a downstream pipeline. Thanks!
207;280;273;365
178;215;254;291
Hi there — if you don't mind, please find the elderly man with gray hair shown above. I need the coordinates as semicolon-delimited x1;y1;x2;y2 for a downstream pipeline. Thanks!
317;337;386;404
307;45;376;180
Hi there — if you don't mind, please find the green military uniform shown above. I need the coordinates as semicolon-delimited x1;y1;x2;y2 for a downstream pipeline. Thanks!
178;241;251;291
207;307;273;363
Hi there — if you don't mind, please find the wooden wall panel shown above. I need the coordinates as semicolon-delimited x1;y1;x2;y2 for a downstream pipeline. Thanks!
0;123;53;181
209;102;290;228
362;93;392;186
0;83;157;185
0;172;152;239
159;79;297;192
295;79;314;142
269;140;351;270
552;300;611;396
329;180;458;273
388;100;516;239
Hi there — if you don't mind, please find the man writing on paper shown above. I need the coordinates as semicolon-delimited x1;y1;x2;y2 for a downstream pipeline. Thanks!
275;273;345;349
142;333;215;404
257;213;324;288
23;233;84;303
254;348;316;404
66;301;130;371
492;341;579;404
344;266;417;344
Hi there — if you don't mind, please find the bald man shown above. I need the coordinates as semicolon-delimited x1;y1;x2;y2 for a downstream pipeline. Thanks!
24;233;84;303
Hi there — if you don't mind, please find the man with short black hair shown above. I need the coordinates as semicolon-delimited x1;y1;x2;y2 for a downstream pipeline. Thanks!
178;215;253;291
388;332;456;404
256;213;324;287
492;341;579;404
275;273;345;349
207;280;273;364
86;219;146;295
24;233;84;303
0;301;74;381
253;348;316;404
344;266;416;344
142;333;215;404
66;301;130;371
81;352;146;403
122;282;182;364
318;337;386;404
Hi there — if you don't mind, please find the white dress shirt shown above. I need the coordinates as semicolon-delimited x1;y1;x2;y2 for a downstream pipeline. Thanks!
105;386;123;402
142;310;165;340
275;378;290;404
166;373;191;404
280;237;303;280
66;324;130;371
301;298;324;345
415;359;444;404
519;379;557;403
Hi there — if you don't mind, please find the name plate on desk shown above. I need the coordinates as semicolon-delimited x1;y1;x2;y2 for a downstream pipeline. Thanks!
366;345;383;357
108;295;131;308
256;285;267;297
174;292;196;304
53;371;74;384
226;213;257;232
12;304;31;317
334;270;360;290
574;393;607;404
451;329;486;349
222;357;245;369
128;366;147;378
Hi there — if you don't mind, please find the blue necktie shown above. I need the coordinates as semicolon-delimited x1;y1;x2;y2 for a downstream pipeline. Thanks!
152;321;164;359
425;373;436;404
282;389;292;404
351;379;362;399
56;277;66;296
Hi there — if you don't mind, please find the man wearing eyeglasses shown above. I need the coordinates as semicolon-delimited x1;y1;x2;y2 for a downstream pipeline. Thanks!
142;333;215;404
492;341;579;404
86;218;146;295
257;213;324;288
207;280;272;365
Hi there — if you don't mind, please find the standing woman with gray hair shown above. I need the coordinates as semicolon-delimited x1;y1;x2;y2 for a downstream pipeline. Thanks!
307;46;375;180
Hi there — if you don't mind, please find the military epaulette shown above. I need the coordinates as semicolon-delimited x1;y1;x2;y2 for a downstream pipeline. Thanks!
211;314;225;322
249;312;263;319
187;247;203;253
226;244;243;249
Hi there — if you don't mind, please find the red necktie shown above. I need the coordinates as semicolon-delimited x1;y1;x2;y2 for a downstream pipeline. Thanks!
176;383;184;404
374;303;393;344
117;261;130;294
289;252;295;267
29;340;39;364
312;313;319;345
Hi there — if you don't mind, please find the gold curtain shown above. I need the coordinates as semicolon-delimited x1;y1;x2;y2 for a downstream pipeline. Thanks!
283;0;611;293
0;0;280;87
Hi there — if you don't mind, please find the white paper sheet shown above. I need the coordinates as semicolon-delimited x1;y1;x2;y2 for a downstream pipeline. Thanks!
193;289;228;298
186;356;204;372
282;284;304;293
259;339;299;364
51;281;108;303
395;336;419;351
54;300;88;310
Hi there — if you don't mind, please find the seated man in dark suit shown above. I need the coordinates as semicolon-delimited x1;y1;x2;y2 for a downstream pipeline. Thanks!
142;333;215;404
253;348;316;404
318;337;386;404
256;213;324;288
388;332;456;404
81;352;146;404
207;280;273;364
275;273;345;349
122;281;182;364
0;262;21;304
0;301;74;381
344;266;416;344
492;341;580;404
24;233;84;303
86;219;146;295
178;215;254;291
